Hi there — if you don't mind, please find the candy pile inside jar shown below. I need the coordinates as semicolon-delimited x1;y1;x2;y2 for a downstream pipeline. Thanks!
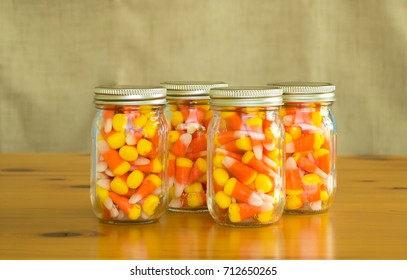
208;87;285;226
270;82;337;213
92;86;167;223
162;81;228;212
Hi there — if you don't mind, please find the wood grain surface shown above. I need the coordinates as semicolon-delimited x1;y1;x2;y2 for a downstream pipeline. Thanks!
0;154;406;260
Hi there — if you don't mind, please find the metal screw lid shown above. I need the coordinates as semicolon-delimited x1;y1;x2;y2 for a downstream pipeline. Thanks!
268;82;336;102
161;81;228;100
94;85;167;105
209;86;283;107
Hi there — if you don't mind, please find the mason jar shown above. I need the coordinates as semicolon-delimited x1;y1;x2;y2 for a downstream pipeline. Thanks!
269;82;337;214
207;86;285;227
90;85;168;223
162;81;228;212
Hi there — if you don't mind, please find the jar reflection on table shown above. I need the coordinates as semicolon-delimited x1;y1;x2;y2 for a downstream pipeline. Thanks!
90;85;168;224
281;213;334;259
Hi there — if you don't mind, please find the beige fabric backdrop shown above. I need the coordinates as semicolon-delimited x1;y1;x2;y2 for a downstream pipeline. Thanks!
1;0;406;154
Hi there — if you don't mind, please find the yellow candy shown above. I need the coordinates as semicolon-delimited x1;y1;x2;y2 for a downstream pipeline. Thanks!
302;173;322;185
142;195;160;216
127;170;144;189
96;186;109;202
235;136;252;151
119;145;139;162
137;138;153;156
146;174;162;188
313;133;323;150
267;148;280;160
171;111;184;128
285;195;303;210
134;115;148;129
149;158;163;173
142;119;158;138
128;204;142;220
112;113;127;132
228;203;241;223
213;153;225;168
168;185;175;199
187;193;204;207
184;182;204;193
213;168;229;187
111;161;131;176
321;190;329;201
214;191;231;209
246;116;262;127
110;176;129;195
168;130;180;144
254;174;273;193
285;132;293;144
311;111;322;127
257;210;274;223
107;132;126;149
289;125;302;140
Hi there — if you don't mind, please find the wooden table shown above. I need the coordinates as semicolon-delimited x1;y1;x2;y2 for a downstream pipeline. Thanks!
0;154;406;260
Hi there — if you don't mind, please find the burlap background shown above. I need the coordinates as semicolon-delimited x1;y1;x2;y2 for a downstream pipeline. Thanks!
1;0;406;154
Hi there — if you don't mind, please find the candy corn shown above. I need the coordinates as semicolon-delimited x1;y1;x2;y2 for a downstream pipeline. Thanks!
93;107;166;222
282;102;335;213
208;106;284;225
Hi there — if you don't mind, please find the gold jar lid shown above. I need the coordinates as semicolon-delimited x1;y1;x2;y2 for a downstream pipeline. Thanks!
161;81;228;100
209;86;283;106
268;82;335;102
94;85;167;105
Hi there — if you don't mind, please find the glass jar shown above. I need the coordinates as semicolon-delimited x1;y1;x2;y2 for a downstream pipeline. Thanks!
207;86;285;227
162;81;228;212
269;82;337;214
90;85;168;224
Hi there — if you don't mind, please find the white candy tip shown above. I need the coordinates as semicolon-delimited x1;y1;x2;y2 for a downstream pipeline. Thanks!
286;157;297;169
169;198;183;208
249;193;263;207
174;184;185;198
286;142;295;153
129;194;142;204
253;146;263;160
221;156;234;168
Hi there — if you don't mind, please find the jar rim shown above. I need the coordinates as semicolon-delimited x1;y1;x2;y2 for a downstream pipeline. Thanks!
209;86;283;106
268;82;336;102
161;81;228;99
94;85;167;105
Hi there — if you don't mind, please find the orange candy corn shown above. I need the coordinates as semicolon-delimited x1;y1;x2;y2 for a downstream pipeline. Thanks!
224;178;263;206
312;148;330;174
228;203;261;223
188;157;207;184
174;157;194;197
216;130;247;145
97;140;130;176
188;134;207;153
222;156;257;185
301;174;321;203
285;157;303;196
242;151;277;180
167;153;176;188
109;192;141;220
221;136;252;153
137;138;157;159
220;112;243;130
170;133;192;157
246;117;265;160
129;174;162;204
297;156;328;179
